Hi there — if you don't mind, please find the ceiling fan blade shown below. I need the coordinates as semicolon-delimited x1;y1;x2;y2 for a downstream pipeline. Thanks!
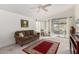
30;4;41;9
42;8;48;12
43;4;52;8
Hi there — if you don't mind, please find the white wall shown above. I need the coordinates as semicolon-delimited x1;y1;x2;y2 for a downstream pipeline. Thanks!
75;5;79;20
0;9;35;48
51;7;75;19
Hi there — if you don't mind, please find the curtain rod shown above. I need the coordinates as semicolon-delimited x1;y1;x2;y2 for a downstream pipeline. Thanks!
52;16;72;20
36;20;50;22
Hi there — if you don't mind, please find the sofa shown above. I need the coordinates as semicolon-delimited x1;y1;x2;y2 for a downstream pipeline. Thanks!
14;30;40;46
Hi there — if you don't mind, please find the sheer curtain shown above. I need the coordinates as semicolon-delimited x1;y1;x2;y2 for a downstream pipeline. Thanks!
36;20;50;36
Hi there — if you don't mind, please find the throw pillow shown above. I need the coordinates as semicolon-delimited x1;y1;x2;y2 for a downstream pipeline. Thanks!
19;32;24;37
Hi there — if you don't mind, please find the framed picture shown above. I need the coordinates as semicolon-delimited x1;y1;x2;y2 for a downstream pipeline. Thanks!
21;19;28;28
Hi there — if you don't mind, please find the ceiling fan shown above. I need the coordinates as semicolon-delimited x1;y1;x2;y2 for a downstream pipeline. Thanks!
31;4;52;12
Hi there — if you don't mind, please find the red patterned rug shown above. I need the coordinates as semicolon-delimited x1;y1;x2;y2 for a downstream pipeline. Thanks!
23;40;60;54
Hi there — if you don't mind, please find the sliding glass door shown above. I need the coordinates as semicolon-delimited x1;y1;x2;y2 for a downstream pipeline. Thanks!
52;19;67;37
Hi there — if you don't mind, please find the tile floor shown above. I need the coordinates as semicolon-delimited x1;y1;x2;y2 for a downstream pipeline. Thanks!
0;37;70;54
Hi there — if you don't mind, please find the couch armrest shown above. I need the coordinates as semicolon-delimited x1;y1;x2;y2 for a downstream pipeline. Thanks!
34;33;40;37
37;33;40;36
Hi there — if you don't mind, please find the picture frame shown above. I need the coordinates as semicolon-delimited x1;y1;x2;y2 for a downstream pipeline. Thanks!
21;19;28;28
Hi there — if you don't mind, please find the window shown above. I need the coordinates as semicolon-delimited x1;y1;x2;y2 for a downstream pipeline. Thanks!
52;19;66;37
76;19;79;34
36;20;50;36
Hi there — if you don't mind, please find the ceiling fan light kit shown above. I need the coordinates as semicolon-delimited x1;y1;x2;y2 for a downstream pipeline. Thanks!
32;4;52;12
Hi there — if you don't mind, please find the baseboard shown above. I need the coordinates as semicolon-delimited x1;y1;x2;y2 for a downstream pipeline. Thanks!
0;43;16;49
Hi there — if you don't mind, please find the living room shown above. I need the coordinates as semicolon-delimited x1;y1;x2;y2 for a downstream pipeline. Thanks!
0;4;79;54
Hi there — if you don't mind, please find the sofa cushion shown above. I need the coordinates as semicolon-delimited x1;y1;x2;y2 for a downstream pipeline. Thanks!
29;35;35;38
24;36;28;38
25;31;30;36
34;34;38;37
30;30;34;35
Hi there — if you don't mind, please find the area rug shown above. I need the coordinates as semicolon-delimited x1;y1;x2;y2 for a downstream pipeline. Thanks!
23;40;60;54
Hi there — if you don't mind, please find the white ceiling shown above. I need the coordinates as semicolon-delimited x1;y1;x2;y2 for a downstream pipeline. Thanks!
0;4;74;20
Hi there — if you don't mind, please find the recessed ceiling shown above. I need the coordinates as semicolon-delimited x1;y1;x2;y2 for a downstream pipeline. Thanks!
0;4;74;20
